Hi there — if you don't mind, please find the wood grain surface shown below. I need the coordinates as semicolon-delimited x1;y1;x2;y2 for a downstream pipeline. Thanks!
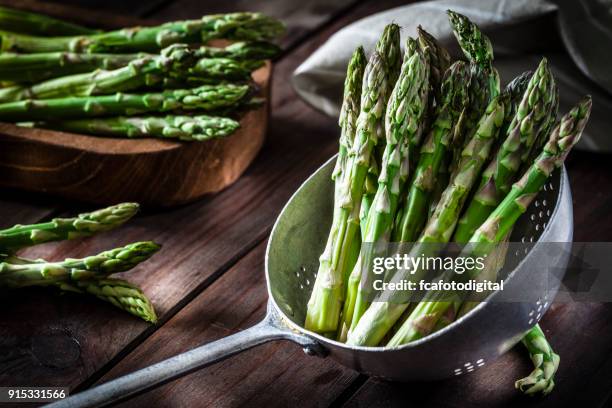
1;0;611;407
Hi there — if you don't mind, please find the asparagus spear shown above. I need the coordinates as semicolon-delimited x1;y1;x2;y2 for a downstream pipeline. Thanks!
344;39;430;334
0;84;250;121
447;10;498;97
305;51;389;334
59;278;157;323
0;52;146;84
0;44;201;103
0;241;160;288
347;95;506;346
417;26;451;105
0;41;280;84
386;96;592;346
453;59;556;243
332;47;366;189
0;6;99;36
393;61;470;243
0;203;138;252
370;24;402;177
34;114;240;141
376;24;402;88
515;324;560;395
0;12;285;53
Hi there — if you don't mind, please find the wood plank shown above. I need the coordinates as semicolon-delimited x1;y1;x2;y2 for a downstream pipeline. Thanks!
97;241;358;407
43;0;167;18
0;0;155;29
148;0;359;49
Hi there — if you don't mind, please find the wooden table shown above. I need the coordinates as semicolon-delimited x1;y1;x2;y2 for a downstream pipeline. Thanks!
1;1;612;407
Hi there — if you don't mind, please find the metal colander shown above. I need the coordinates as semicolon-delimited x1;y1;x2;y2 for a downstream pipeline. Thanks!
51;155;571;407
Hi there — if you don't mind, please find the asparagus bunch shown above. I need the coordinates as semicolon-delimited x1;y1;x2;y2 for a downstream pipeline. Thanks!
0;12;286;53
347;94;507;346
393;61;470;243
0;43;196;102
0;6;99;36
343;38;430;337
386;97;591;346
34;114;240;141
0;203;162;322
306;43;392;334
0;84;250;121
0;41;280;84
454;59;557;242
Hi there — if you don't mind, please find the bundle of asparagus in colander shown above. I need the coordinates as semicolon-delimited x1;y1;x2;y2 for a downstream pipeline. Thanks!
0;203;159;323
0;7;284;141
305;10;592;396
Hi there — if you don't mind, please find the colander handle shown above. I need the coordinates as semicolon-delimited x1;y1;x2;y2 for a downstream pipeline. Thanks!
47;304;320;408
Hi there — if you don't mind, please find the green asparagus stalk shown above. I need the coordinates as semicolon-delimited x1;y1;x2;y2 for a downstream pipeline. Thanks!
0;203;138;252
0;41;280;84
0;241;160;288
305;51;390;334
347;95;506;346
515;324;560;395
332;47;366;188
0;52;146;83
0;6;100;36
0;12;285;53
0;84;250;121
0;44;201;103
447;10;499;98
32;114;240;141
417;26;451;104
386;96;592;346
393;61;470;243
376;24;402;89
371;24;402;174
453;59;556;243
59;278;157;323
344;40;430;335
359;158;379;235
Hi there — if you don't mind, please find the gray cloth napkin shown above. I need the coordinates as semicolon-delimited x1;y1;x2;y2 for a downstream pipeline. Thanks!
292;0;612;152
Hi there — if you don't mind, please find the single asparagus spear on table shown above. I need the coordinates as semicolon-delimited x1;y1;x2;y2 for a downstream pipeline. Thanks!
392;61;470;243
0;41;280;84
0;241;160;288
0;12;285;53
304;51;390;334
59;278;158;323
385;96;591;347
0;5;100;36
0;203;138;252
32;114;240;141
0;44;200;103
347;94;507;346
0;84;250;121
343;38;430;338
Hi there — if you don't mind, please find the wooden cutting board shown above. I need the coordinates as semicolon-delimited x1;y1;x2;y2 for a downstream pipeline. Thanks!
0;2;271;207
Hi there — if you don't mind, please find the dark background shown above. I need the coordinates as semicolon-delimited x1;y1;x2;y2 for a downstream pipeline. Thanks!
1;0;611;407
